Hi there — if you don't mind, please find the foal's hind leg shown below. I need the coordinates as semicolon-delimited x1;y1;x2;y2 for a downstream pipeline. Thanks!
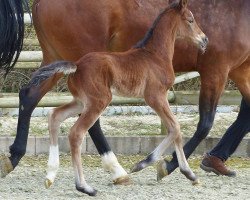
69;98;111;196
45;100;83;188
132;93;197;183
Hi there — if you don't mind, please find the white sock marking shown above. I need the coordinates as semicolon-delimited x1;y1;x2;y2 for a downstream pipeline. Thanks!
101;152;127;180
46;145;59;182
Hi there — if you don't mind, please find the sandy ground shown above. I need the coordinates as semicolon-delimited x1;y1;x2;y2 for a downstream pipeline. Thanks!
0;110;249;199
0;155;249;200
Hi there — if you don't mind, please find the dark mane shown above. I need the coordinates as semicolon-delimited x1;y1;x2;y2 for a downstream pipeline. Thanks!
134;2;179;49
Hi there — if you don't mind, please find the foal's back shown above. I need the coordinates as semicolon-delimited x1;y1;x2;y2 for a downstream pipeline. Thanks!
72;48;172;98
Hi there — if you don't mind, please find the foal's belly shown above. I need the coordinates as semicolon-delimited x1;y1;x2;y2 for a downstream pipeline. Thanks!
111;81;146;98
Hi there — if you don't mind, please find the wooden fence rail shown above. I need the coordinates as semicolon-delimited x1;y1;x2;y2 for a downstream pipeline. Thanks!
24;13;32;24
0;91;241;108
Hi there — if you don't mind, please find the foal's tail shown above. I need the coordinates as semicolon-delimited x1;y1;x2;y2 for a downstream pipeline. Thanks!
27;61;77;87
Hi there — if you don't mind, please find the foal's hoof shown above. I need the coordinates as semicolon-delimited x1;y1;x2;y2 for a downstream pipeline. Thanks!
180;169;198;183
157;159;168;181
130;161;145;173
192;178;200;186
0;156;13;178
113;175;132;185
76;185;97;196
45;178;53;189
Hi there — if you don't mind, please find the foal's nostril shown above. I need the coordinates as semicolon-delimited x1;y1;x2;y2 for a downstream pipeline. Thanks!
199;36;208;53
203;36;209;45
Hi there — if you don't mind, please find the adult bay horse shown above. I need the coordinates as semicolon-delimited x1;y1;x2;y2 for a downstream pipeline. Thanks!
28;1;207;195
1;0;250;181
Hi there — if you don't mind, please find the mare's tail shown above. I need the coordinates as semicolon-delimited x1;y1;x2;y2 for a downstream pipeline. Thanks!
0;0;29;76
27;61;77;87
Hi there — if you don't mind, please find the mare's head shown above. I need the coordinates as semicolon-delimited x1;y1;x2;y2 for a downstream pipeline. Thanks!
175;0;208;52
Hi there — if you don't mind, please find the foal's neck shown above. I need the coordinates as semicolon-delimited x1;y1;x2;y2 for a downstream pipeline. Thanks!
144;10;178;62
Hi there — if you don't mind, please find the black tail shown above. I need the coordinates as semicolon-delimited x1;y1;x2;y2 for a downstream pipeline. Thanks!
0;0;29;76
27;61;77;87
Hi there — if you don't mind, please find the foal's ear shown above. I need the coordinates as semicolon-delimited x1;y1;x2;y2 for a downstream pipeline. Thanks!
179;0;188;9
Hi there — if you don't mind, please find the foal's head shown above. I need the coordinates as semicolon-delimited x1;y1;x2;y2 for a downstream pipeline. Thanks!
175;0;208;52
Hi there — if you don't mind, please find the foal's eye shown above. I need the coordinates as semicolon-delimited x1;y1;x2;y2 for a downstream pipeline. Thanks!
188;19;194;24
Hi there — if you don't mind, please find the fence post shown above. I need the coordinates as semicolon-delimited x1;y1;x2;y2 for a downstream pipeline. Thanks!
160;120;166;135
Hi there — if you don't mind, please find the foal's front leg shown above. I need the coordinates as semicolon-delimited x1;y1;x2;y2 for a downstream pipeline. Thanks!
132;93;197;183
131;94;179;172
45;101;83;188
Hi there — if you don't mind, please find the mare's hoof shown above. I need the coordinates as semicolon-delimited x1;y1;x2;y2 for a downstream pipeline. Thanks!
76;185;97;196
200;154;236;177
45;178;53;189
0;156;13;178
130;161;145;173
157;159;168;181
113;175;132;185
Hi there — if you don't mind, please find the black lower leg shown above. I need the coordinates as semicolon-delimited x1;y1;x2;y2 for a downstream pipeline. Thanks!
9;87;39;168
166;110;215;174
88;119;111;155
209;98;250;160
76;185;97;196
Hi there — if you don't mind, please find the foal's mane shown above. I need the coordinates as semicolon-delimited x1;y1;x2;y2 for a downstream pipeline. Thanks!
134;2;180;49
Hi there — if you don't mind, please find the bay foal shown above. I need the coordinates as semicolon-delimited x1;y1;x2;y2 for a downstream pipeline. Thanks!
28;0;207;196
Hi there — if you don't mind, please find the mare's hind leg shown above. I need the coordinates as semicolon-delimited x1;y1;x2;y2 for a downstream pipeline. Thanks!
0;68;63;177
89;120;129;185
132;92;197;183
45;100;83;188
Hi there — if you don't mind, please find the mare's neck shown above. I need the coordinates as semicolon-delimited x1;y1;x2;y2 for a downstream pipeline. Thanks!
144;10;178;62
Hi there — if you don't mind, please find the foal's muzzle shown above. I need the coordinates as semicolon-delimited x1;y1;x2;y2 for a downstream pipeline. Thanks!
199;36;209;53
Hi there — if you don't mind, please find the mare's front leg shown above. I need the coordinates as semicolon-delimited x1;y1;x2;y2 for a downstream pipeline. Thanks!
158;68;228;180
200;60;250;176
200;98;249;176
0;73;62;178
